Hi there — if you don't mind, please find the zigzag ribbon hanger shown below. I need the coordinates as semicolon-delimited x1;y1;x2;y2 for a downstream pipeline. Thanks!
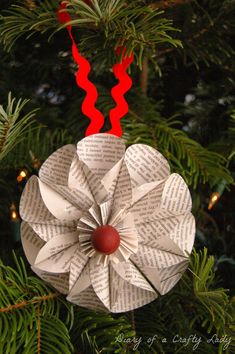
58;2;133;137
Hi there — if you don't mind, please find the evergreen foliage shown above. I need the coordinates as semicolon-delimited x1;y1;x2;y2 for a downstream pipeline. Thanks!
0;250;234;353
0;0;234;353
0;0;181;66
133;248;235;354
0;93;37;162
123;96;233;188
0;253;74;354
1;127;74;169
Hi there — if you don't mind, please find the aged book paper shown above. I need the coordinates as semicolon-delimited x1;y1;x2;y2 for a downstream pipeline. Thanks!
20;134;195;312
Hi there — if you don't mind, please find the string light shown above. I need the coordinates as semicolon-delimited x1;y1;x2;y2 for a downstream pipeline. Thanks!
208;151;235;210
11;211;18;220
10;203;21;243
20;170;27;178
208;179;227;210
10;203;19;221
208;192;220;210
17;169;28;182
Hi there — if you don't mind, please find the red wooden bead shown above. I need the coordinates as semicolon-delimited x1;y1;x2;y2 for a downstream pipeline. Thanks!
91;225;120;255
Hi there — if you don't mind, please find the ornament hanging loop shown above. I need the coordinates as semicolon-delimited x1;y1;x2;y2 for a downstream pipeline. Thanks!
58;2;104;136
57;2;133;137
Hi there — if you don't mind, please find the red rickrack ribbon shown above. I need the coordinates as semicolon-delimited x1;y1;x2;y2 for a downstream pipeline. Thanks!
58;2;133;137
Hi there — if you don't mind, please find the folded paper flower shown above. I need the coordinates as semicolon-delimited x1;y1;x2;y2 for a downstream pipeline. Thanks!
20;134;195;312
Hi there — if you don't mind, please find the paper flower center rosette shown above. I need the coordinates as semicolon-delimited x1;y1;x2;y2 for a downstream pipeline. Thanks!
20;134;195;312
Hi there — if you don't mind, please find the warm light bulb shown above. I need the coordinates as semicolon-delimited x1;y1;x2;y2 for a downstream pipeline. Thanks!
17;169;28;182
208;192;220;210
11;211;18;220
211;194;218;203
20;170;27;178
10;203;19;221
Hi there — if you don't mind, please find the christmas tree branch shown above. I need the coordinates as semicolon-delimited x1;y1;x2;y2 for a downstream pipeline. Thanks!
0;253;74;354
0;126;74;170
0;93;38;162
175;0;234;67
123;96;233;188
133;248;234;353
156;22;213;58
0;293;57;313
37;304;41;354
188;248;230;333
0;0;181;66
0;249;234;352
140;55;149;95
0;0;233;70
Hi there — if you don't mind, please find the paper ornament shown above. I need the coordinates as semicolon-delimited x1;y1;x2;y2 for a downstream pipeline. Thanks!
20;134;195;312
